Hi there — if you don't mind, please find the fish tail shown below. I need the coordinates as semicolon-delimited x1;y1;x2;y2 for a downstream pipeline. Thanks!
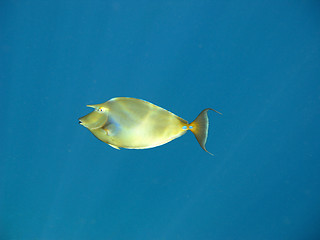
189;108;222;156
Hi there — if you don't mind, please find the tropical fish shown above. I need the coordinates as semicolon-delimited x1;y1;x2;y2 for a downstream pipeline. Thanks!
79;97;221;155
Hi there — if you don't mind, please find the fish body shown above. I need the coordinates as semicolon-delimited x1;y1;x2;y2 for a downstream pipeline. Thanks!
79;97;221;154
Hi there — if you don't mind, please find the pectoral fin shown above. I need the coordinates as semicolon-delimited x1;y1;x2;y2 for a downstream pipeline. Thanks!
102;121;120;137
94;128;108;135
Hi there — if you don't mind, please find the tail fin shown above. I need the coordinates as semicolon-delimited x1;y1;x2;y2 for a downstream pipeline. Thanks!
189;108;222;155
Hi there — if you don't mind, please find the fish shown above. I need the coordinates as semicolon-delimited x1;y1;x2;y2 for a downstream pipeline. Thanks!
78;97;221;155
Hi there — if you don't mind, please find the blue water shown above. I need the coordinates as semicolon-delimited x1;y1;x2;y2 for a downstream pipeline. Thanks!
1;1;320;239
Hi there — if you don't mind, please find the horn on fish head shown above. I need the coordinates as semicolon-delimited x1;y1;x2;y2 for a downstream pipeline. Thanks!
78;104;108;130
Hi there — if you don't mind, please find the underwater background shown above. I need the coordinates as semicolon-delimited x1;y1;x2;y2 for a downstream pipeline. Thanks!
1;1;320;239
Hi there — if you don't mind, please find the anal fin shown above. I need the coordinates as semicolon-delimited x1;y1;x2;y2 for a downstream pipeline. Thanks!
108;144;120;150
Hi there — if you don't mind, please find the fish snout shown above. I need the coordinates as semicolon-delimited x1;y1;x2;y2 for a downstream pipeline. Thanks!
78;111;108;129
78;118;86;127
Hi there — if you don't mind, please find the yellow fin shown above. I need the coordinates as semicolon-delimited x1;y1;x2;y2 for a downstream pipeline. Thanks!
108;144;120;150
190;108;222;155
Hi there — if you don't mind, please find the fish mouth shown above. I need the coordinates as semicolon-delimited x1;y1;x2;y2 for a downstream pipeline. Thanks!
78;112;108;129
78;119;86;127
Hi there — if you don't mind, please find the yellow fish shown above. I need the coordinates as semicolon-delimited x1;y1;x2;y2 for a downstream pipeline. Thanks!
79;97;221;155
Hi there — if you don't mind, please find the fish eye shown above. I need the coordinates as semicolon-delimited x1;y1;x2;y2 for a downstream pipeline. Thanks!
98;107;104;112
